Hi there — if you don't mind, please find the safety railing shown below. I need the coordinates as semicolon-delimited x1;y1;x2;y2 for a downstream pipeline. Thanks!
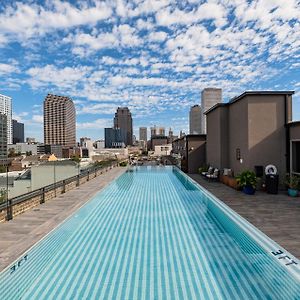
0;162;118;222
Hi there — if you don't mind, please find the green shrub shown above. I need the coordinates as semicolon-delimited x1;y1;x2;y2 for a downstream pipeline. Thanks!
198;165;208;174
236;170;257;189
285;174;300;190
119;161;128;167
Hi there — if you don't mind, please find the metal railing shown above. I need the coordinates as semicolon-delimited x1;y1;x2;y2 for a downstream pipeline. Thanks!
0;162;118;221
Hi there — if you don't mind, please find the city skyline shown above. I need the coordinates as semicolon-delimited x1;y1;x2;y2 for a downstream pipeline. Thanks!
0;0;299;141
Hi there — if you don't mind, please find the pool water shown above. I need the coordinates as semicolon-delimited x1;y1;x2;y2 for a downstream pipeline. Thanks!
0;166;300;299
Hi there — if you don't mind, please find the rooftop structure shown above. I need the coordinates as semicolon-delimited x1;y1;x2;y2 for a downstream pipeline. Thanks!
205;90;294;182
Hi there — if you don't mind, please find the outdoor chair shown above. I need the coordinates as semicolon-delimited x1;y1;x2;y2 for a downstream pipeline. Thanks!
206;168;219;181
202;166;214;177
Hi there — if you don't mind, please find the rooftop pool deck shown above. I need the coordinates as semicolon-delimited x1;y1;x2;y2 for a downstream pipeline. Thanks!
0;166;299;299
189;173;300;259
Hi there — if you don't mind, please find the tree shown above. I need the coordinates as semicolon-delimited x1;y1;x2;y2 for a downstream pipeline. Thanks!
71;155;81;164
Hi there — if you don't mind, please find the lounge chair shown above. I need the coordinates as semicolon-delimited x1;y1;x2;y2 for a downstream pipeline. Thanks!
206;168;219;181
202;166;214;177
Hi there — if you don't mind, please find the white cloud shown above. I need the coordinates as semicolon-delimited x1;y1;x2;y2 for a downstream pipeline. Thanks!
32;115;43;123
26;64;92;89
0;63;19;75
148;31;168;42
156;2;228;27
0;1;112;39
77;118;111;129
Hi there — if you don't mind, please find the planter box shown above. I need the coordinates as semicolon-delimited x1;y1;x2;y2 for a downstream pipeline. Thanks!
220;175;239;190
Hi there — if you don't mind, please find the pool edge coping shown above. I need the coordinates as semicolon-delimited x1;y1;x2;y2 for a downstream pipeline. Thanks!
176;167;300;282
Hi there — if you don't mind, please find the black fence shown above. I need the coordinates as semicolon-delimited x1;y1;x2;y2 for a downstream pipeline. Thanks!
0;162;118;221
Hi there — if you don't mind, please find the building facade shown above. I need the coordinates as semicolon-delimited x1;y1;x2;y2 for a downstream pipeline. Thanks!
172;135;206;173
113;107;133;146
288;121;300;176
139;127;147;141
150;126;165;137
105;128;126;148
12;119;24;144
0;93;12;144
44;94;76;147
205;91;294;182
201;88;222;134
0;113;7;161
189;105;202;134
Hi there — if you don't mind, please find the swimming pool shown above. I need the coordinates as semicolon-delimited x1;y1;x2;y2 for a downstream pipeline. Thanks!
0;166;299;299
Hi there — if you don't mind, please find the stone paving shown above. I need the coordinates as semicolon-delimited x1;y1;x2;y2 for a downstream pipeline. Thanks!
0;167;126;272
189;174;300;259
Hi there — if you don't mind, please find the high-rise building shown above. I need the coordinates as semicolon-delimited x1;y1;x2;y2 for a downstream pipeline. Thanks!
139;127;147;141
12;119;24;144
105;128;126;148
0;94;12;144
201;88;222;134
113;107;133;146
150;125;165;137
0;113;7;161
189;105;202;134
44;94;76;147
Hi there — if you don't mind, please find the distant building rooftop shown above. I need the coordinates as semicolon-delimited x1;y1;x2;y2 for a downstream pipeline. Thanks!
204;91;295;115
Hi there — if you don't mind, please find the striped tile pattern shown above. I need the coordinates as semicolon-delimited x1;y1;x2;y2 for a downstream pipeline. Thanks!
0;166;300;299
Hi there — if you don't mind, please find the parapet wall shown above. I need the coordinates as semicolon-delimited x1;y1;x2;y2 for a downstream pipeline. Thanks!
0;164;117;223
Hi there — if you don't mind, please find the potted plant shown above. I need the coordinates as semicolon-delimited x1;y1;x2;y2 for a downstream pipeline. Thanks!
236;170;257;195
285;174;299;197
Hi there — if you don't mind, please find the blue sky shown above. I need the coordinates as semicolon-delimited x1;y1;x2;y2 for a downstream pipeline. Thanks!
0;0;299;142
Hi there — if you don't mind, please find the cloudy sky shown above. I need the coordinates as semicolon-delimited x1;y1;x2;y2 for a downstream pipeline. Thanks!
0;0;300;141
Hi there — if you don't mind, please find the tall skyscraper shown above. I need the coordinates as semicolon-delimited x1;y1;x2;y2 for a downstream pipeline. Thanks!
113;107;133;146
0;94;12;144
189;105;202;134
139;127;147;141
0;113;7;161
44;94;76;147
12;119;24;144
201;88;222;134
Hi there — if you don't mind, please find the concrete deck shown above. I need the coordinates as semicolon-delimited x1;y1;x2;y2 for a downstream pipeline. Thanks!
189;174;300;259
0;167;126;272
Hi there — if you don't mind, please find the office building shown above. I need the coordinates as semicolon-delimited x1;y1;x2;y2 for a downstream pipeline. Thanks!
0;113;7;161
44;94;76;147
105;128;126;148
150;126;165;137
201;88;222;134
0;93;12;144
189;105;202;134
139;127;147;141
113;107;133;146
13;119;24;144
